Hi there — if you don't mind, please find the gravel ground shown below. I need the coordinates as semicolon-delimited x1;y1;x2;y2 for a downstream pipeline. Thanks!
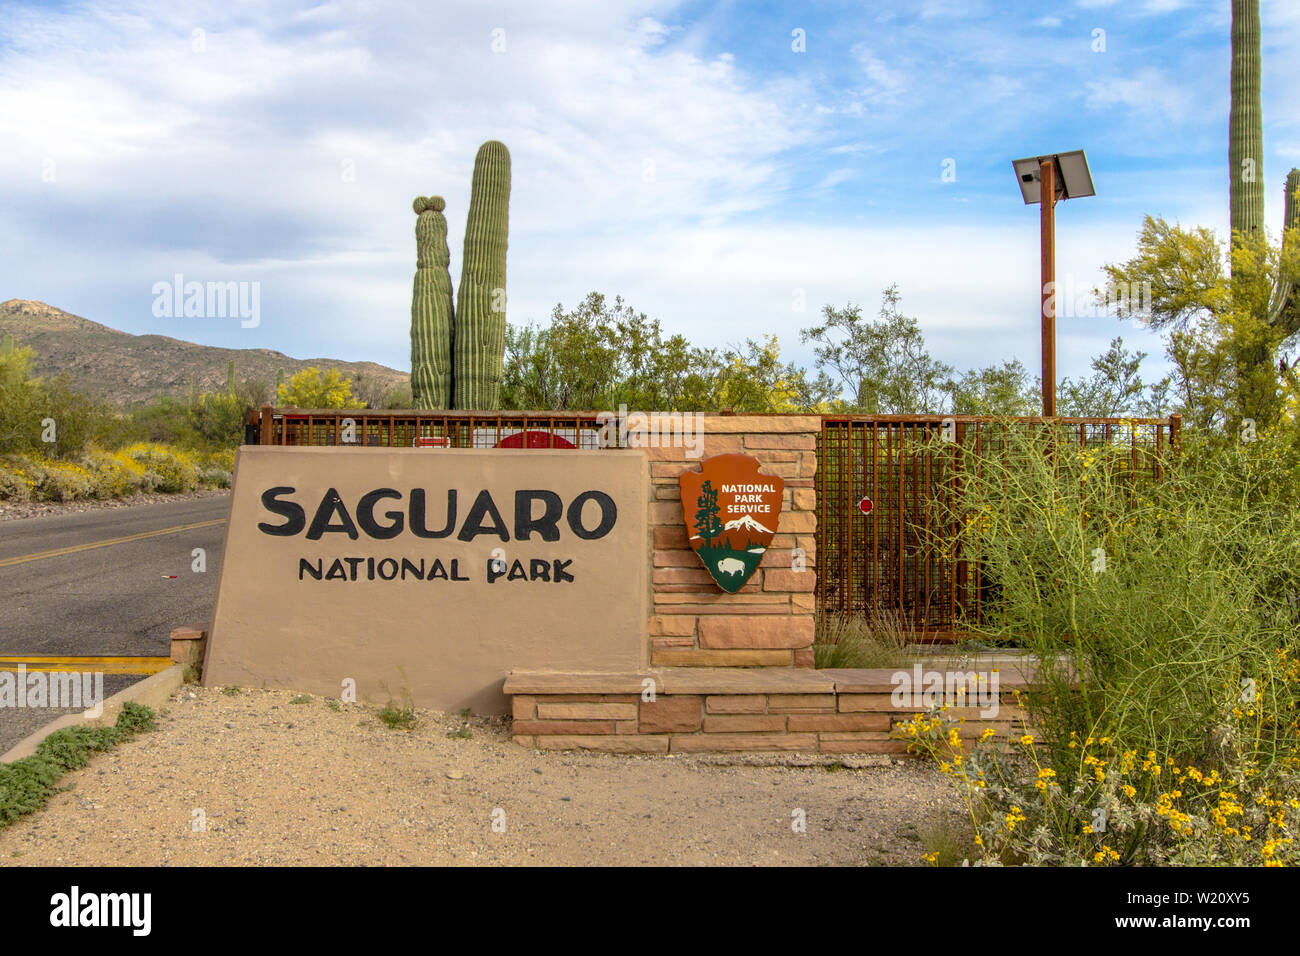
0;489;230;522
0;685;961;866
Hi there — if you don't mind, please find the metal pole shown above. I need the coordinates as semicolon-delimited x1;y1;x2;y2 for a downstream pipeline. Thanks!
1040;158;1057;417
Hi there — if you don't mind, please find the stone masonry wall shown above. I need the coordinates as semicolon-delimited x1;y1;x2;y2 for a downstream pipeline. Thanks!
505;668;1035;754
645;414;820;669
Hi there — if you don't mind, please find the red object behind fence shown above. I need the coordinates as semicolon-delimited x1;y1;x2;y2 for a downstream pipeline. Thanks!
495;430;576;449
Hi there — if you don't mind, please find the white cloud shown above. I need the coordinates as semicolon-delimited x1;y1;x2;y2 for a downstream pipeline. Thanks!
1085;67;1191;123
849;43;906;106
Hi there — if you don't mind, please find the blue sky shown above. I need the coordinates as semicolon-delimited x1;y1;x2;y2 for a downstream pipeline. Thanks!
1;0;1298;398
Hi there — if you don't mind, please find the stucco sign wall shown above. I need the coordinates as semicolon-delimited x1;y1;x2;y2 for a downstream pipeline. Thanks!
203;446;648;713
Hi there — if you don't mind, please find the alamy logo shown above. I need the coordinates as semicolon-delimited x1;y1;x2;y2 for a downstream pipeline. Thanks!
596;404;703;458
152;273;260;327
49;886;151;936
1043;275;1151;320
890;665;1000;718
0;665;104;718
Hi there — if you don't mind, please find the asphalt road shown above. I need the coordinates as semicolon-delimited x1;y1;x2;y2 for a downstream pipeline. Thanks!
0;495;229;753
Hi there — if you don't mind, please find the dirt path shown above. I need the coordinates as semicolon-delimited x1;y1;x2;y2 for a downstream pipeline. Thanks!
0;686;959;866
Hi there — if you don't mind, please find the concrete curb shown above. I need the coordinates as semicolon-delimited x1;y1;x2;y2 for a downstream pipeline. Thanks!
0;663;186;764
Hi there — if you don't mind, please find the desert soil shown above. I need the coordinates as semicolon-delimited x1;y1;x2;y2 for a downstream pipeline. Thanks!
0;686;960;866
0;488;230;522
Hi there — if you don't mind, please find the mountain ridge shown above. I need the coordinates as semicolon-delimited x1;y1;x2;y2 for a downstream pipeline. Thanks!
0;299;409;407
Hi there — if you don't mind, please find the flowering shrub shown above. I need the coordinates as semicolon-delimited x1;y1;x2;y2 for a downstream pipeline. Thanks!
36;460;96;501
0;456;40;501
117;443;202;493
0;444;233;502
899;679;1299;866
904;423;1300;865
82;449;149;497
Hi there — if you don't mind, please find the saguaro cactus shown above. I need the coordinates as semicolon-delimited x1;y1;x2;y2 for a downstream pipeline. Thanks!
1286;169;1300;236
410;195;455;409
1230;0;1264;247
454;141;511;410
1270;169;1300;327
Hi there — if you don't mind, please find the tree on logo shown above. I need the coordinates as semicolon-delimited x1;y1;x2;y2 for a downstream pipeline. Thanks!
694;480;724;547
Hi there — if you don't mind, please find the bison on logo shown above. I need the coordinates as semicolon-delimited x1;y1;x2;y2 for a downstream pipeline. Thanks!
678;453;784;593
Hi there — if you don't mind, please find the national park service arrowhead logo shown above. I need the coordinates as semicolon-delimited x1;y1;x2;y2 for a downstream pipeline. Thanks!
679;453;783;593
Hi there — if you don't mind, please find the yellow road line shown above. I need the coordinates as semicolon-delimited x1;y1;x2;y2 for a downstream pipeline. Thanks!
0;656;174;675
0;518;224;568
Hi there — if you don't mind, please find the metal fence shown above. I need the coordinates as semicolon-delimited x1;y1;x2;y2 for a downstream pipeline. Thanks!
815;415;1181;637
249;407;1182;638
248;407;610;450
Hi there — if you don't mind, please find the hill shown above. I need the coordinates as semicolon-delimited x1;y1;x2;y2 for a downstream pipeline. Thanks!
0;299;409;407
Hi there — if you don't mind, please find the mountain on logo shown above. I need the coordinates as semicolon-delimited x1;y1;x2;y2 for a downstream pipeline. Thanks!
723;514;771;535
690;513;772;540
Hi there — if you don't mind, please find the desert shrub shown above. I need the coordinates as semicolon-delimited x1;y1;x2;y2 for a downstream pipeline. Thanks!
200;466;232;488
188;388;250;446
814;609;910;668
0;444;237;501
82;447;149;497
198;447;236;472
118;442;202;493
35;377;113;460
0;336;113;459
36;459;96;501
0;456;40;501
903;422;1300;865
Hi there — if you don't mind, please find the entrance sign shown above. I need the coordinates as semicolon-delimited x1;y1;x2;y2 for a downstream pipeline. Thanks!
203;446;647;713
678;453;784;594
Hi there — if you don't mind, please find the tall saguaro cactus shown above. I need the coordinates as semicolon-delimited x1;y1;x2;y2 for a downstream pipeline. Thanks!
410;195;455;409
1230;0;1264;247
453;140;511;410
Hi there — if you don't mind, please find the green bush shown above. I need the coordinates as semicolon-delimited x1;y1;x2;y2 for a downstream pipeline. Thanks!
0;702;156;828
905;422;1300;865
0;444;236;502
118;442;202;493
188;388;250;446
81;448;149;498
813;609;911;668
35;459;96;501
0;456;39;501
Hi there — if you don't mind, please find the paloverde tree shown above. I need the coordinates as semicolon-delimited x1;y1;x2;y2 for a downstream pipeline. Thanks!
1100;211;1299;431
1058;337;1167;418
502;292;830;413
275;367;358;409
801;285;953;414
945;359;1041;417
707;335;836;413
1101;0;1300;430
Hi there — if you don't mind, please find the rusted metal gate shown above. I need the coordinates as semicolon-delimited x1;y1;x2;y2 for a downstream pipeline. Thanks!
815;415;1180;635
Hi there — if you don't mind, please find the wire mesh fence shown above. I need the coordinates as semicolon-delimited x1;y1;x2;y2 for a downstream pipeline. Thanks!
815;415;1181;637
250;407;611;450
